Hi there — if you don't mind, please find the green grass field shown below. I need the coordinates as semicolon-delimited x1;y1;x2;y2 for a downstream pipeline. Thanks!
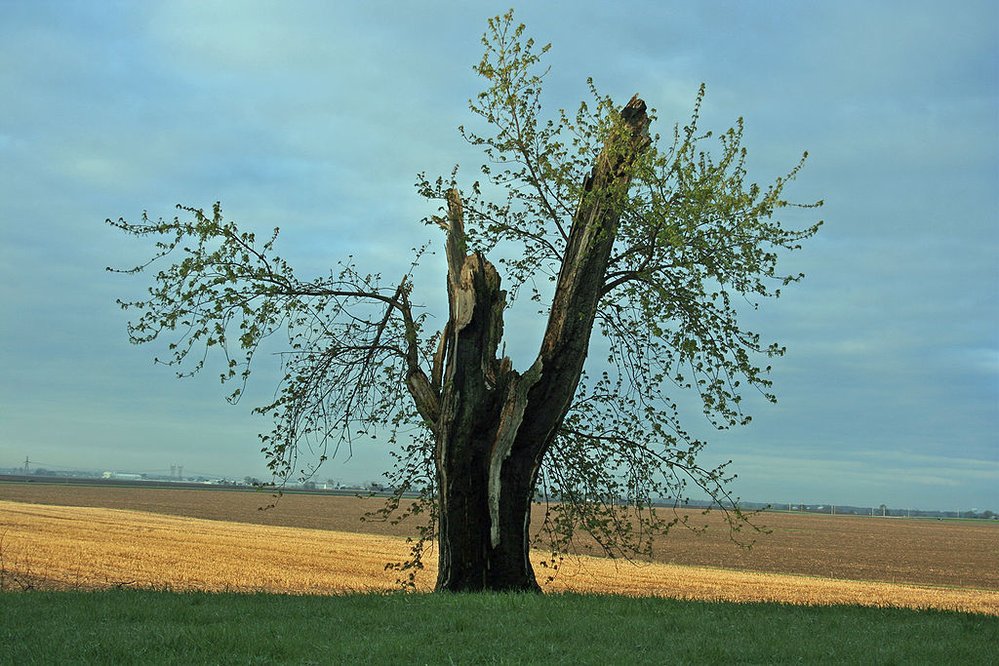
2;591;996;665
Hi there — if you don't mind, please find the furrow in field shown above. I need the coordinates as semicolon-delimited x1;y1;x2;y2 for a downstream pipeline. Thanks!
2;500;996;615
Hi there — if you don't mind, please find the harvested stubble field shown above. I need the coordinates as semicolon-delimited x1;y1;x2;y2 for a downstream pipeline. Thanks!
1;483;996;614
3;500;998;615
2;482;996;588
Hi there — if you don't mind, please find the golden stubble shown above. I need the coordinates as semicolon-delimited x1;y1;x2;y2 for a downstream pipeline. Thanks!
1;500;996;615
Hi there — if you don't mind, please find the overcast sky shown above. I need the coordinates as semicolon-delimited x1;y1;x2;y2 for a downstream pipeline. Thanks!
1;1;996;511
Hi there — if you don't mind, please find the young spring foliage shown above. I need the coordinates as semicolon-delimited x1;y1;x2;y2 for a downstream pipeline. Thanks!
415;12;821;564
109;11;821;588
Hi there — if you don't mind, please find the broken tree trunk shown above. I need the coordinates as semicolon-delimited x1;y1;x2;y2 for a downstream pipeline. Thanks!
411;97;651;592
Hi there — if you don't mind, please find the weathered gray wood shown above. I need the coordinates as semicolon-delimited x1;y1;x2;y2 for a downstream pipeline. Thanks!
424;97;651;592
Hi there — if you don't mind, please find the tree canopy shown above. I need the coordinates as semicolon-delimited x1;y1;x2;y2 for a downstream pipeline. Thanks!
109;11;821;590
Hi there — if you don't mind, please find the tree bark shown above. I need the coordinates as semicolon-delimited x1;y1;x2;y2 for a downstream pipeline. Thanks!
420;189;542;592
417;97;651;592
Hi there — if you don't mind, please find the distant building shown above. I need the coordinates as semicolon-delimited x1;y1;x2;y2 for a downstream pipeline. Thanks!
102;471;145;481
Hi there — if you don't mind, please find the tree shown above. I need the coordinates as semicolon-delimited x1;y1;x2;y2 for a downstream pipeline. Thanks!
108;12;821;592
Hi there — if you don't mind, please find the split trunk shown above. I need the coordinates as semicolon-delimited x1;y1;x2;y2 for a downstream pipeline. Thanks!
405;96;651;592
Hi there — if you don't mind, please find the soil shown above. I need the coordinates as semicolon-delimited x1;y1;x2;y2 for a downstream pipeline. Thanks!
1;481;996;589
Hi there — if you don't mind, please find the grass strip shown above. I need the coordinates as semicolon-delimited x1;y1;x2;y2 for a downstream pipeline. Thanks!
2;590;997;665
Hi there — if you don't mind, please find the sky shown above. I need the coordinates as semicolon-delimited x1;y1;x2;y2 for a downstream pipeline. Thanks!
1;1;996;512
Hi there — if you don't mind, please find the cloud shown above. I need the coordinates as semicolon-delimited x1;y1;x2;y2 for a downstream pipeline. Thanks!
0;1;995;509
723;447;998;509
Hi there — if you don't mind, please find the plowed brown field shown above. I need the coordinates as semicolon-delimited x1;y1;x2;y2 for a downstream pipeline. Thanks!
2;500;997;615
2;482;996;590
